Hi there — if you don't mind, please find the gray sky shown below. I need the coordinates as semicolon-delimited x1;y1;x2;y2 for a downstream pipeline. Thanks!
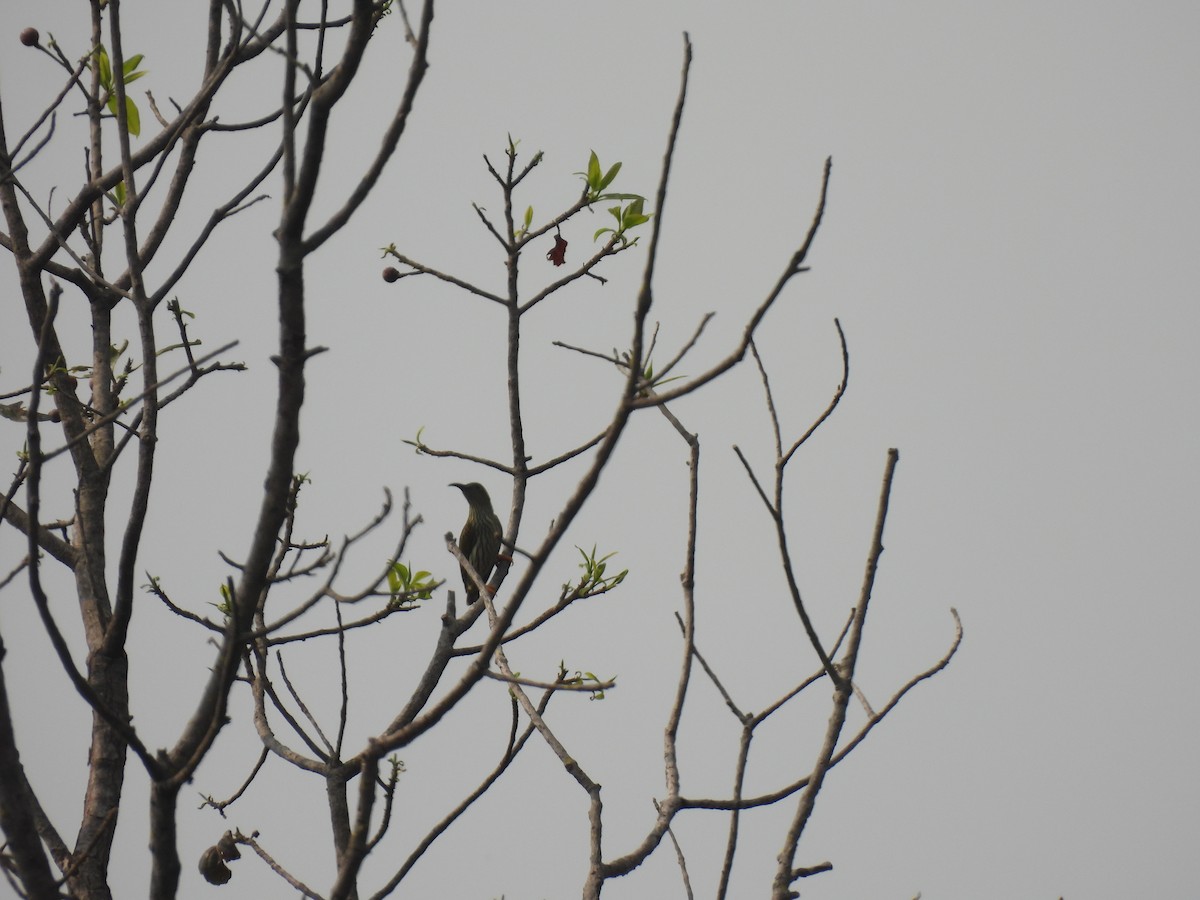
1;1;1197;898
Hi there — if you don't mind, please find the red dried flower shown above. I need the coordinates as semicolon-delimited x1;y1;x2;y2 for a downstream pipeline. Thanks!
547;234;567;267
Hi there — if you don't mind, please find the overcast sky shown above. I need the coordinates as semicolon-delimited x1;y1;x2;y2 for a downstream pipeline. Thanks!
1;2;1197;898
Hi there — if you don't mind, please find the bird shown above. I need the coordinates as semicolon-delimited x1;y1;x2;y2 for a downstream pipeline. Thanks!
450;482;503;604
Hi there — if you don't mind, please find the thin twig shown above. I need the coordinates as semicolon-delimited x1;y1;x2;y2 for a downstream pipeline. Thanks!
481;669;615;693
200;746;269;816
630;157;834;411
655;799;695;900
39;340;239;463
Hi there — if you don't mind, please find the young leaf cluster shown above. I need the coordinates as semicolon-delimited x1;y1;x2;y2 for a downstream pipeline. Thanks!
214;583;233;618
594;197;650;247
96;45;147;138
561;664;612;702
614;347;685;397
576;150;652;246
564;545;628;600
386;560;436;605
515;205;534;241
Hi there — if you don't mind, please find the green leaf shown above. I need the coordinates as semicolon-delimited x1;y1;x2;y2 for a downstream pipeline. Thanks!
97;46;112;90
599;161;622;191
593;226;615;242
587;151;601;189
616;198;649;231
594;192;645;203
123;54;144;75
516;204;533;240
124;96;141;137
124;70;147;85
104;93;141;137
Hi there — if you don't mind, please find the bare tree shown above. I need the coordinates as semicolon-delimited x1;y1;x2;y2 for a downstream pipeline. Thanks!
0;3;959;898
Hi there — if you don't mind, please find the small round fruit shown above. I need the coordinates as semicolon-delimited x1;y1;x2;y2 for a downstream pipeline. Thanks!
20;28;40;47
382;267;401;283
